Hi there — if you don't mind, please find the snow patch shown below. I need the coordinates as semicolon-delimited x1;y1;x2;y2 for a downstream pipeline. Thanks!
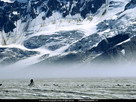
0;0;14;3
121;49;125;55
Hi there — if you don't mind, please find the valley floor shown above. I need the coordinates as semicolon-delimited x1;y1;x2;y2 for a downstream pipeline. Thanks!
0;78;136;99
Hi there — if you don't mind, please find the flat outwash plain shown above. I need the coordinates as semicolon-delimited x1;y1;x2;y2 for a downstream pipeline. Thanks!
0;78;136;99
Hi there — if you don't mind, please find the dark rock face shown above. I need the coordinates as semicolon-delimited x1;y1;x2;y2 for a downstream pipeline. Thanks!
24;30;84;50
97;12;136;37
97;19;116;32
37;34;131;65
93;36;136;63
125;0;136;10
65;34;102;52
0;47;38;65
91;34;130;52
0;1;24;33
0;0;106;33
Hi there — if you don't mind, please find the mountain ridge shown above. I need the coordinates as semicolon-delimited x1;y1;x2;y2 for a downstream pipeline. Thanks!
0;0;136;67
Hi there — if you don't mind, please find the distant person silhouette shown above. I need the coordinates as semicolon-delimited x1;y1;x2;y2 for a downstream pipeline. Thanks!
117;84;121;86
28;79;34;86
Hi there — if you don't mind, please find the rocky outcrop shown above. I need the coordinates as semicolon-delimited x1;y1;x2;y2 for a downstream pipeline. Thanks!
65;33;102;52
0;47;38;65
24;30;84;50
125;0;136;10
0;0;106;33
92;36;136;63
36;34;131;65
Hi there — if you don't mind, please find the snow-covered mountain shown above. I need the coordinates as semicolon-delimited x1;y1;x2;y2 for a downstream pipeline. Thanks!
0;0;136;67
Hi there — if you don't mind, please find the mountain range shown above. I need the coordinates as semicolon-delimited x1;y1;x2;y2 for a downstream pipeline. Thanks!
0;0;136;67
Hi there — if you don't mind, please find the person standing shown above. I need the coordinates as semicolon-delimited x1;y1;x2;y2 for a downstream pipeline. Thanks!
28;79;34;86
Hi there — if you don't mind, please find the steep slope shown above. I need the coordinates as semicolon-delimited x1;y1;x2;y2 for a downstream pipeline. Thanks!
36;0;136;66
0;0;136;67
0;0;106;45
0;0;107;66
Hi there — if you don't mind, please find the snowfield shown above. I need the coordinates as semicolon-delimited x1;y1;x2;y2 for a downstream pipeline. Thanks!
0;0;136;68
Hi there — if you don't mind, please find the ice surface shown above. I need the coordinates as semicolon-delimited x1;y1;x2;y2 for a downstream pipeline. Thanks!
0;0;14;3
0;78;136;99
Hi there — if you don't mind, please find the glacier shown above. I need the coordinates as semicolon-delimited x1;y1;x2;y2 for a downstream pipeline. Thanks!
0;0;136;68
